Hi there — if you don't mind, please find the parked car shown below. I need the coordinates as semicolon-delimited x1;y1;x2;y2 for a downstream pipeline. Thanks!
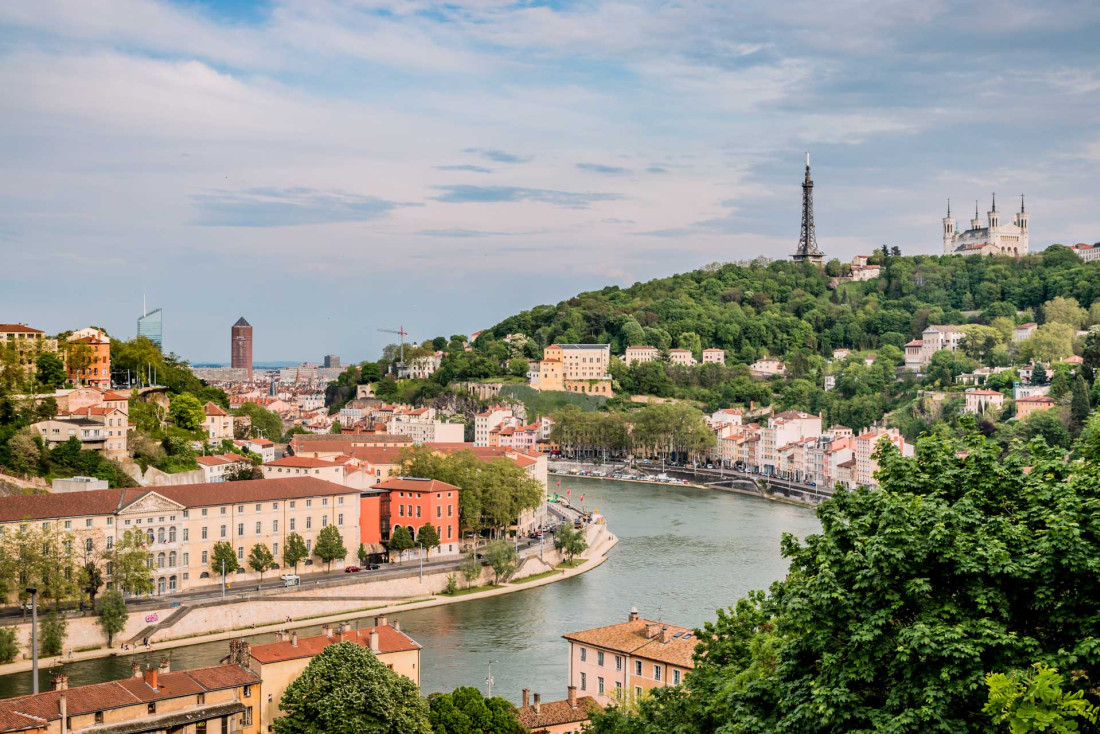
280;574;301;587
366;563;381;570
344;566;361;573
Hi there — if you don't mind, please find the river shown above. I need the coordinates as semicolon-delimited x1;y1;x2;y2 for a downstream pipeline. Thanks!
0;478;819;702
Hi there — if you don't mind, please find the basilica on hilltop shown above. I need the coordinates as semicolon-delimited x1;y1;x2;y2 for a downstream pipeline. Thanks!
943;194;1029;257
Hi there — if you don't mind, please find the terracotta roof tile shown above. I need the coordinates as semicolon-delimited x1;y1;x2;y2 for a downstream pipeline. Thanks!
0;325;44;334
563;619;697;669
376;478;459;493
249;627;419;664
515;697;602;730
203;402;228;416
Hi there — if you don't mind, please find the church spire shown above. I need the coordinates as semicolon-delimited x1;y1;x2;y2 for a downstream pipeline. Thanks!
1020;194;1025;213
992;192;997;212
947;198;951;217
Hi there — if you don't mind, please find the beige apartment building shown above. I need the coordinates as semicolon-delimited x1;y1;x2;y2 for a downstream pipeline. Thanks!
474;405;515;447
245;618;419;732
203;402;235;441
701;348;725;364
0;477;360;596
0;661;261;734
623;346;658;366
564;608;695;705
667;349;696;366
0;324;57;373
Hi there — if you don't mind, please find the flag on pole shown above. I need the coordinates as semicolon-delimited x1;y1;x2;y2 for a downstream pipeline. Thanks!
566;489;571;495
580;496;584;502
556;481;560;487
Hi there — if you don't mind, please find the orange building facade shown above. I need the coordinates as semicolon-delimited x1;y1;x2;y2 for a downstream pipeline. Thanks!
359;477;460;557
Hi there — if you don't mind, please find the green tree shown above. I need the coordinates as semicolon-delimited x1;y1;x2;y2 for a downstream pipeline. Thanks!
35;352;66;390
587;427;1100;732
1070;373;1091;430
428;686;526;734
168;392;206;432
283;532;308;572
357;543;368;565
509;358;529;378
81;561;104;608
1031;363;1048;386
110;530;154;597
248;543;275;581
0;628;17;663
1082;325;1100;383
1050;370;1069;399
1019;323;1076;363
41;612;67;657
211;540;239;577
6;430;41;475
416;523;441;558
553;524;588;564
460;552;482;589
95;589;128;648
233;401;284;442
1042;296;1088;329
484;540;516;585
387;526;414;561
273;641;431;734
314;525;347;571
985;663;1098;734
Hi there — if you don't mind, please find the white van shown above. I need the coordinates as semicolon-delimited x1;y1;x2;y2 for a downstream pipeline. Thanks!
280;574;300;587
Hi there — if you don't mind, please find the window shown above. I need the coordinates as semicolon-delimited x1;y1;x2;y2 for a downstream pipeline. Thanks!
273;519;278;532
273;502;279;510
182;528;189;542
94;712;104;724
220;525;227;538
243;685;252;697
107;517;113;525
616;681;622;694
255;504;261;512
220;507;226;515
169;526;177;542
290;501;296;509
306;517;312;530
157;553;165;569
238;505;244;513
290;518;296;531
673;669;681;685
598;677;605;694
169;551;177;566
322;498;328;506
322;516;328;528
65;520;72;530
237;546;244;560
634;686;642;699
221;717;229;734
580;647;587;662
338;514;343;526
106;537;113;550
183;553;189;566
598;650;605;667
272;542;278;556
85;538;93;553
338;497;344;505
634;661;642;676
415;506;421;518
580;672;587;691
306;499;312;508
237;523;244;537
106;561;113;576
436;507;441;518
615;655;623;671
398;505;405;517
197;693;205;705
255;522;262;534
653;665;661;681
201;527;208;540
448;505;453;517
202;551;208;564
306;539;312;552
148;703;156;715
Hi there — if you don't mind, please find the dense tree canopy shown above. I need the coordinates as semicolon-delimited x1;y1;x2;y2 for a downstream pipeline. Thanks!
589;415;1100;733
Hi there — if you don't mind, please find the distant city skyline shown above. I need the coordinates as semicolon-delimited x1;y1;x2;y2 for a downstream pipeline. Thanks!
2;0;1099;362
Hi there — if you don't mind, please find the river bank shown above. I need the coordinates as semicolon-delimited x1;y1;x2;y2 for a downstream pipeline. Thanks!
0;525;617;677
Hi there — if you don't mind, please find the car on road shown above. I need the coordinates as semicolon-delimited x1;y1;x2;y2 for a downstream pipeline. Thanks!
366;563;381;570
344;566;361;573
280;574;300;587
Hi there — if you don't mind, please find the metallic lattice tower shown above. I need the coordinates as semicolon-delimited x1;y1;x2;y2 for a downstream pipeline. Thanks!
792;153;824;265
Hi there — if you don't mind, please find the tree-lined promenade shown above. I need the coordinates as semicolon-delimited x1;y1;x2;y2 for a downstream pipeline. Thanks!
549;402;715;460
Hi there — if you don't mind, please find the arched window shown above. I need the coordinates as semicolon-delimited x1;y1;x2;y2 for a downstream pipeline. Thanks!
168;551;177;567
168;576;177;592
146;529;155;544
157;552;165;569
200;571;210;579
169;527;177;542
158;527;165;543
85;538;93;553
157;577;166;594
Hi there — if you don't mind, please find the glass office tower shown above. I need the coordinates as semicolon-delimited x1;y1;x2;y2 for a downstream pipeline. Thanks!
137;307;163;348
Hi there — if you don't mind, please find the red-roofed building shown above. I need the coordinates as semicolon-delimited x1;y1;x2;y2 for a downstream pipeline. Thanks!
965;387;1006;415
245;619;419;731
1016;395;1058;420
361;477;460;556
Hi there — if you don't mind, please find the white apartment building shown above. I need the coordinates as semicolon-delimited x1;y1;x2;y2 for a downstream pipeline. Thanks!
475;406;515;447
905;325;967;371
854;428;907;487
668;349;696;366
761;411;822;474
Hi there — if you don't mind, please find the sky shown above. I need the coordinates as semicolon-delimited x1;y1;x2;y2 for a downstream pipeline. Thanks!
2;0;1099;363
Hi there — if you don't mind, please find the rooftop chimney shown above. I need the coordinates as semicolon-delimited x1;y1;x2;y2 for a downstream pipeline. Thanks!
290;631;298;648
341;621;352;634
375;614;388;628
533;693;541;716
51;673;69;691
660;626;673;643
131;662;143;678
59;693;67;734
522;689;530;708
369;629;380;653
322;624;333;639
392;620;401;633
567;685;577;709
158;658;171;674
628;607;639;622
645;622;661;639
143;666;159;691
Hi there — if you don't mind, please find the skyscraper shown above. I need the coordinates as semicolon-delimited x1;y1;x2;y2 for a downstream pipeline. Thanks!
231;317;253;380
137;307;163;349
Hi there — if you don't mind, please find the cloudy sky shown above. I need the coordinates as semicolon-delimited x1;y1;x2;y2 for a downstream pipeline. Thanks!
2;0;1099;363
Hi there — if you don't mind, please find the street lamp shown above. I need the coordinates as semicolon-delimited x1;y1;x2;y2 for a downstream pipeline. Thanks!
25;587;37;694
417;542;424;583
485;660;496;697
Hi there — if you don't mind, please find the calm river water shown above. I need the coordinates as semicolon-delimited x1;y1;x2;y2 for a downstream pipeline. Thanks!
0;478;819;702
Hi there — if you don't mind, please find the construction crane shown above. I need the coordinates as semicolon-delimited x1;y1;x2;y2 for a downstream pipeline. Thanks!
378;326;410;363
